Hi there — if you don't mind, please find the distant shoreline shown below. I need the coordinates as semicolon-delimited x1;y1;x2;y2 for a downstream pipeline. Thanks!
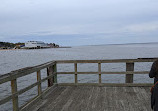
107;42;158;46
0;42;157;50
0;49;20;51
83;42;158;47
0;47;71;51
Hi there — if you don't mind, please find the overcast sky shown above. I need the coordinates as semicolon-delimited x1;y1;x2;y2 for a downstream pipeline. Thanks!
0;0;158;46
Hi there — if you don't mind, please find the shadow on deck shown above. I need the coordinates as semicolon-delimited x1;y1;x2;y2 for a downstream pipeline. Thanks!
27;85;152;111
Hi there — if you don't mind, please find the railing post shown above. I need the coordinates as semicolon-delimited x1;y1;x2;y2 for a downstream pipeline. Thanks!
47;66;53;87
98;62;101;83
126;62;134;83
11;79;19;111
53;63;57;83
37;70;42;96
74;63;78;83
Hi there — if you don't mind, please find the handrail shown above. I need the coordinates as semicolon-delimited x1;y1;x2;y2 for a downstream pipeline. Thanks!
0;61;57;111
57;71;149;74
55;58;156;85
0;61;56;84
56;58;157;63
0;58;157;111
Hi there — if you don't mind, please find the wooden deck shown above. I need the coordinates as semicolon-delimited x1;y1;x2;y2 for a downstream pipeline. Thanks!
26;86;152;111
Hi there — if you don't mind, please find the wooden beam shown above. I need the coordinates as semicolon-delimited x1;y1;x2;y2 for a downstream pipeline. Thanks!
56;59;156;64
0;61;56;84
11;79;19;111
58;83;153;87
126;62;134;83
53;64;57;83
98;63;101;83
57;71;149;74
41;73;55;82
47;66;54;87
37;70;42;96
74;63;78;83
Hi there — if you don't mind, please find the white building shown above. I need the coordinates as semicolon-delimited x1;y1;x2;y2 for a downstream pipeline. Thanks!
25;41;48;48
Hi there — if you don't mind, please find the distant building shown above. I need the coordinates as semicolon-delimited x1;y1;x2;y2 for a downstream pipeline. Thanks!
48;43;60;48
25;41;49;48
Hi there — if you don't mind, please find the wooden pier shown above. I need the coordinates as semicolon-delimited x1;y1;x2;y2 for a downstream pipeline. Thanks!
0;58;156;111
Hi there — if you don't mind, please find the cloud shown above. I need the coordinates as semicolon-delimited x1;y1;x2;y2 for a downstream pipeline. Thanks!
0;0;158;45
122;21;158;33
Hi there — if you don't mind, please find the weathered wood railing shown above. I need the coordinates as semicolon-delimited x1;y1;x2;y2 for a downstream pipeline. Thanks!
0;61;57;111
0;58;157;111
56;58;156;86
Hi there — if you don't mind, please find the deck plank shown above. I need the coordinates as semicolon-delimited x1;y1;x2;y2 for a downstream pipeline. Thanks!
27;86;152;111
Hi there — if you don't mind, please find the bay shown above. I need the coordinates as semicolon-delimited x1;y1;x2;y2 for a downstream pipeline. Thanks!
0;44;157;110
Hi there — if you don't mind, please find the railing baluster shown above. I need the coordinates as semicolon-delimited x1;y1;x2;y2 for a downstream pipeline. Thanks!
37;70;42;96
53;64;57;83
11;79;19;111
47;66;53;87
126;62;134;83
74;63;78;83
98;62;101;83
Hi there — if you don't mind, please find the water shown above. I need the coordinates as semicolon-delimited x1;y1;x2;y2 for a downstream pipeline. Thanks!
0;44;157;110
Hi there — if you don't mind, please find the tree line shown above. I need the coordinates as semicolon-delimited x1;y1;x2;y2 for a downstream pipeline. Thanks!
0;42;25;48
